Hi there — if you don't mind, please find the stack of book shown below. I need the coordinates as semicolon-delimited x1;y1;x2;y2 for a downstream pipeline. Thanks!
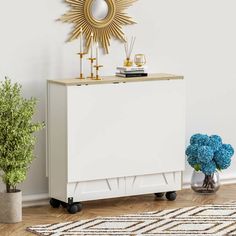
116;66;148;78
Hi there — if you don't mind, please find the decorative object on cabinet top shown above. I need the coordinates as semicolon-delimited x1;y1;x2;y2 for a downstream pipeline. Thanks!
48;73;184;86
123;36;136;67
134;54;146;67
77;29;103;80
118;37;147;77
116;65;148;78
60;0;137;53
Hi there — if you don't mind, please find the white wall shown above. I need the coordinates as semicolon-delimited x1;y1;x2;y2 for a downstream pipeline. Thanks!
0;0;236;196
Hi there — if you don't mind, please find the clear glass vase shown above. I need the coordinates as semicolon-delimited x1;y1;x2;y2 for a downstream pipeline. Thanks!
191;170;220;194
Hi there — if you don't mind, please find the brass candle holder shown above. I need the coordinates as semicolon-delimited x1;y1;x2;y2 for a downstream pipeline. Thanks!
93;65;103;80
87;57;96;79
77;52;87;80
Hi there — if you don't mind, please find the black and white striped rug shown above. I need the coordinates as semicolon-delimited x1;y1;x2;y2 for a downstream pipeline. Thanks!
27;202;236;235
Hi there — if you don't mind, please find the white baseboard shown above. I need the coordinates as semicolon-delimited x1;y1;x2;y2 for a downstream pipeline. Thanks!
23;176;236;207
23;193;49;207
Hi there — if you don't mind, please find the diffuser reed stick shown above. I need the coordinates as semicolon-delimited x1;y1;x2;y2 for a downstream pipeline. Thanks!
124;36;136;67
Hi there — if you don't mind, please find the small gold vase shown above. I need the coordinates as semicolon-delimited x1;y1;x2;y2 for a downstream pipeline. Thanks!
124;58;133;67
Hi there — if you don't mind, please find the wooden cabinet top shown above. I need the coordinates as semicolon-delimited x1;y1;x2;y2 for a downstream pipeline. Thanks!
48;73;184;86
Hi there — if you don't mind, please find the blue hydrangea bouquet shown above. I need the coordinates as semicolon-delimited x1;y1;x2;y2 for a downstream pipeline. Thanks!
186;134;234;192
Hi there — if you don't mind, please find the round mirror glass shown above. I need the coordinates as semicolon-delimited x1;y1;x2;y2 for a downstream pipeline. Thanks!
91;0;109;21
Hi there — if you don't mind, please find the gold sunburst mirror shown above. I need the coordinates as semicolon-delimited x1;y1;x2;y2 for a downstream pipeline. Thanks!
60;0;137;53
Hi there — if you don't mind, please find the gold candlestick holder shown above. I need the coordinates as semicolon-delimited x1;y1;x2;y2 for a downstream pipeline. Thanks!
77;52;87;79
93;65;103;80
87;57;96;79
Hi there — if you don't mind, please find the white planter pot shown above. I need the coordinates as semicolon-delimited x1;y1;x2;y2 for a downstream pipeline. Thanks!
0;190;22;223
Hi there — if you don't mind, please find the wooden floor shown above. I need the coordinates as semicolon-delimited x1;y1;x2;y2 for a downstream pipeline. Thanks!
1;184;236;236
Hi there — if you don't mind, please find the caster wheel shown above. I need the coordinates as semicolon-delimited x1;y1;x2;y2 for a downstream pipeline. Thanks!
166;191;177;201
67;203;82;214
61;202;68;208
76;202;83;212
155;192;165;198
50;198;61;208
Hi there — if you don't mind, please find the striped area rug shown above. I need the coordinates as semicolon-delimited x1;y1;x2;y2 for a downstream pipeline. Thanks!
27;202;236;235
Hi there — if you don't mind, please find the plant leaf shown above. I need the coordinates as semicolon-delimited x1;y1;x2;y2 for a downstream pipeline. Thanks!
194;164;201;171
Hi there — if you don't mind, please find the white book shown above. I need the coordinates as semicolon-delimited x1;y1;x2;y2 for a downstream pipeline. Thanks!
116;66;147;72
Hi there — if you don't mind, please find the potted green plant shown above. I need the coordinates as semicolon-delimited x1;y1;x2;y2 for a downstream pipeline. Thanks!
0;78;44;223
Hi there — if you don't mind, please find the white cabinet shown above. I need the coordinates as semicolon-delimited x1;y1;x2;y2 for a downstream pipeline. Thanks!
47;74;185;208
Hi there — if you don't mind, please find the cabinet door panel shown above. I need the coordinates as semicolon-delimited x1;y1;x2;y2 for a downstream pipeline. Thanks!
125;171;182;196
67;80;185;182
67;177;125;202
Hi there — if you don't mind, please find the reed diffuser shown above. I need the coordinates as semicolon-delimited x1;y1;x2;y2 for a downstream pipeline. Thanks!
124;36;136;67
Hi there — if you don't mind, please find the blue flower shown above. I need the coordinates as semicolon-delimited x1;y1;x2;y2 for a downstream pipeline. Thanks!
198;146;214;163
201;161;216;175
222;144;234;157
185;144;199;158
215;147;232;160
207;135;222;152
187;156;199;168
187;133;234;172
215;156;231;170
214;147;232;169
190;134;209;146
